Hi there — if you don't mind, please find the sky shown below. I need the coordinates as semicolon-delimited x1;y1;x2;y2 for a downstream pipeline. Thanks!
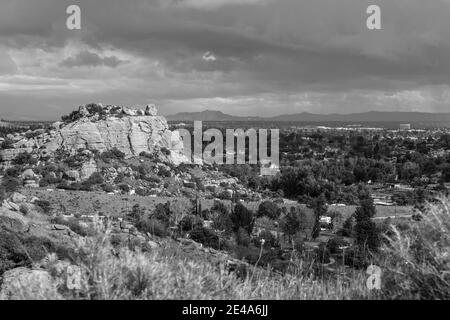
1;0;450;120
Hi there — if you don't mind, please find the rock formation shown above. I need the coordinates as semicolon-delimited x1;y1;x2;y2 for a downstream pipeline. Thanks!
0;103;189;170
43;103;187;165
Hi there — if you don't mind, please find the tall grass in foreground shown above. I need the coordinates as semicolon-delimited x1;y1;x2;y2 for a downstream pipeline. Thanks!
2;218;373;300
380;197;450;299
2;198;449;300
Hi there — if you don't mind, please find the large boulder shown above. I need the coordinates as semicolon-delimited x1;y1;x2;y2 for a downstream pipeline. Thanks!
2;200;20;212
44;112;188;164
65;170;80;182
0;267;61;300
145;104;157;116
21;169;36;180
10;192;27;204
80;159;97;180
0;208;28;232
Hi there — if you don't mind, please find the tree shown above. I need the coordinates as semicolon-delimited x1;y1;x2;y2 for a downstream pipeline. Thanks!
257;200;281;220
309;194;327;239
340;216;355;237
280;207;304;241
230;203;254;235
354;196;380;253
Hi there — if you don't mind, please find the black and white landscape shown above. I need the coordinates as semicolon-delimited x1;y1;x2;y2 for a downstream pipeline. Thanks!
0;0;449;302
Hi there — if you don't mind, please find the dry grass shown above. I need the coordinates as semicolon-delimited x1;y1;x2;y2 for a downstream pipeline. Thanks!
3;198;449;300
380;197;450;299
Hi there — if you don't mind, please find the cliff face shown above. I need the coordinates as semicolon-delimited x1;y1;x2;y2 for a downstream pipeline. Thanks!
1;104;188;166
45;115;186;164
45;104;188;165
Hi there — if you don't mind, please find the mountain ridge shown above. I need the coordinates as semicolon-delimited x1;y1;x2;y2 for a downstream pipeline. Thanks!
167;110;450;122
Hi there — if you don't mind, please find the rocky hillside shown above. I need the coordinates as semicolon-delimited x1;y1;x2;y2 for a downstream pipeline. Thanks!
1;103;188;169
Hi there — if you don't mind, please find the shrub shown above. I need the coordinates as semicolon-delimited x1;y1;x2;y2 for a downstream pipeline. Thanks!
158;167;171;178
212;211;233;235
254;230;279;249
12;152;37;166
236;227;251;247
35;200;52;215
339;216;355;237
189;226;220;249
5;165;22;178
160;147;171;156
100;148;125;163
230;203;254;235
86;172;104;185
127;204;146;225
101;184;115;193
2;176;20;193
136;218;168;237
326;237;349;254
257;200;281;220
280;207;304;240
179;215;203;232
0;227;75;274
39;174;62;187
152;203;171;226
118;184;131;193
1;138;14;149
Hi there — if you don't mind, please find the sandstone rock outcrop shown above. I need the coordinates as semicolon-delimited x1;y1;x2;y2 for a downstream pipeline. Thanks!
43;103;188;165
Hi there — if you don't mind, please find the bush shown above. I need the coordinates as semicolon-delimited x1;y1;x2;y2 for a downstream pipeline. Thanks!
39;174;62;187
118;184;131;193
102;184;115;193
12;152;37;166
1;138;14;149
100;148;126;163
254;230;279;249
35;200;52;215
212;211;233;235
230;203;254;235
136;218;168;237
236;227;251;247
0;227;75;274
189;226;220;249
179;215;203;232
2;176;20;193
257;201;281;219
326;237;349;254
85;172;104;185
152;203;171;226
161;147;171;156
5;165;22;178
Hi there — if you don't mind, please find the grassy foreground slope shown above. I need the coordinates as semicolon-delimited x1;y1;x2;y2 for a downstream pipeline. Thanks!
1;198;449;300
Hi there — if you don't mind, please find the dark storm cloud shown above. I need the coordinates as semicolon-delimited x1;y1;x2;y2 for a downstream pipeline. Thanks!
1;0;450;118
60;51;126;68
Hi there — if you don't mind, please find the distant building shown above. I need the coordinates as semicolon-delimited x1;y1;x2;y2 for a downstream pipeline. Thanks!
399;123;411;130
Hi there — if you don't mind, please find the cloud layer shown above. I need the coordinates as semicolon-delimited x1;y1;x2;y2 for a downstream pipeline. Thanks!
1;0;450;119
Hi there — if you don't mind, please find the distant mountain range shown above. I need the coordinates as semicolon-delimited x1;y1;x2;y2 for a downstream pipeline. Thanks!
167;110;450;122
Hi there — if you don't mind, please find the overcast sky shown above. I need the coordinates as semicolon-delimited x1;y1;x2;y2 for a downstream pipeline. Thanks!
1;0;450;120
